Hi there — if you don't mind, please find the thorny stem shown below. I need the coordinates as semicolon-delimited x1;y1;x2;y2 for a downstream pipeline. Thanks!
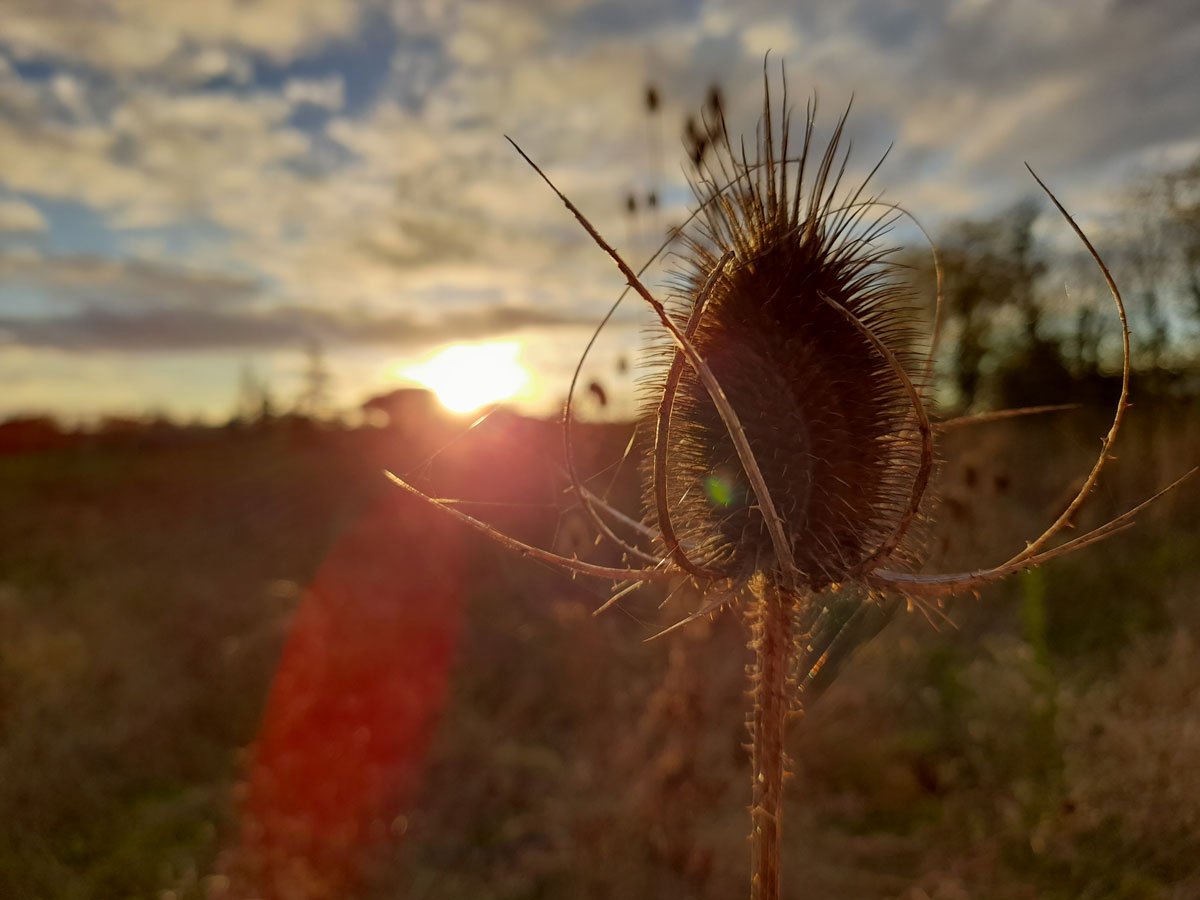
749;577;796;900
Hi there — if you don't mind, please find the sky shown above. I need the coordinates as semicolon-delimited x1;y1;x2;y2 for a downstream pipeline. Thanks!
1;0;1198;422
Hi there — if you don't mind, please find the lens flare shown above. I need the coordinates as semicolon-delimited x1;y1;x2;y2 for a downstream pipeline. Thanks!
402;341;530;414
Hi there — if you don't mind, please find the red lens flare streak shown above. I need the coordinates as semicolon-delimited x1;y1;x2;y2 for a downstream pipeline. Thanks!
223;496;465;898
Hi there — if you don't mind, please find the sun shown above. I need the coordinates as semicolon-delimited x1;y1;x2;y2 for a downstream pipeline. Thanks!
401;341;531;414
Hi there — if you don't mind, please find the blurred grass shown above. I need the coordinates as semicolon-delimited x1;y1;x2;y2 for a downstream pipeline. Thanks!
0;403;1198;899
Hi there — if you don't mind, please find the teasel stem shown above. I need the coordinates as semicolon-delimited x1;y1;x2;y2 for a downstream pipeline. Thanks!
749;575;797;900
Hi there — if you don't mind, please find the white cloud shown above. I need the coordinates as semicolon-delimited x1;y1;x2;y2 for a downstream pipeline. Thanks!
0;198;46;233
284;76;346;111
0;0;364;74
169;46;254;85
49;72;86;117
739;19;804;57
0;80;311;236
444;3;548;67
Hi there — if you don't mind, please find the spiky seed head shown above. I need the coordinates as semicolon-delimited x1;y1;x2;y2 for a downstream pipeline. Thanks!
645;100;929;592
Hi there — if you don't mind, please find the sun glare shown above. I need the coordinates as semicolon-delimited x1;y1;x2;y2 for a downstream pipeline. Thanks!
401;341;531;414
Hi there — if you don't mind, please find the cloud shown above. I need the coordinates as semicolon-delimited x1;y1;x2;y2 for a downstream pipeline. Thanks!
739;18;804;57
0;198;46;233
284;76;346;111
0;253;261;311
168;45;254;85
0;73;310;233
0;302;613;352
0;0;364;75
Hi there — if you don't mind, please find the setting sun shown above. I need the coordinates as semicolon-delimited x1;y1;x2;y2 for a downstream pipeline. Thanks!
401;341;531;414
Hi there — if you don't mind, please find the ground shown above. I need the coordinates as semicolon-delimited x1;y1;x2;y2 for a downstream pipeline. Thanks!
1;403;1198;899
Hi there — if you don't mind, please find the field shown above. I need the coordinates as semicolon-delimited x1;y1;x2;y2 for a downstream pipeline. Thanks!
2;404;1198;899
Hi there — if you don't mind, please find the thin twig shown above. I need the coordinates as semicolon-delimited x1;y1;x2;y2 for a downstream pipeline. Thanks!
868;467;1198;597
645;591;730;642
936;404;1079;431
386;471;677;583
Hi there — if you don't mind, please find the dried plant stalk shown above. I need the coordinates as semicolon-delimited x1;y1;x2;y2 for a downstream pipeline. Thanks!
389;65;1197;900
644;81;928;900
748;577;794;900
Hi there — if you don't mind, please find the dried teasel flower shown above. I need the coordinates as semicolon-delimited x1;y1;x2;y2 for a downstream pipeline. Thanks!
388;69;1196;900
647;104;931;593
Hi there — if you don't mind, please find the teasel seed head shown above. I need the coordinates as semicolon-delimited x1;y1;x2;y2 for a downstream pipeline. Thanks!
645;99;930;593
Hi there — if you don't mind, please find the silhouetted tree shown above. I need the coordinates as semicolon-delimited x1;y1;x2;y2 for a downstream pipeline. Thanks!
296;339;333;420
234;364;277;426
1163;155;1200;321
935;200;1076;408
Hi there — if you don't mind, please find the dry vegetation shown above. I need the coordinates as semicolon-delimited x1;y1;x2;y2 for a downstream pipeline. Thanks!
1;400;1197;899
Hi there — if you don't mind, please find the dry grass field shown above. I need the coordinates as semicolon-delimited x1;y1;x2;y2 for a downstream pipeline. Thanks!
1;402;1198;899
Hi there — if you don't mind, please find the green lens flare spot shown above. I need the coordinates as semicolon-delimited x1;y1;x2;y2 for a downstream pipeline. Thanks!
705;474;736;508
